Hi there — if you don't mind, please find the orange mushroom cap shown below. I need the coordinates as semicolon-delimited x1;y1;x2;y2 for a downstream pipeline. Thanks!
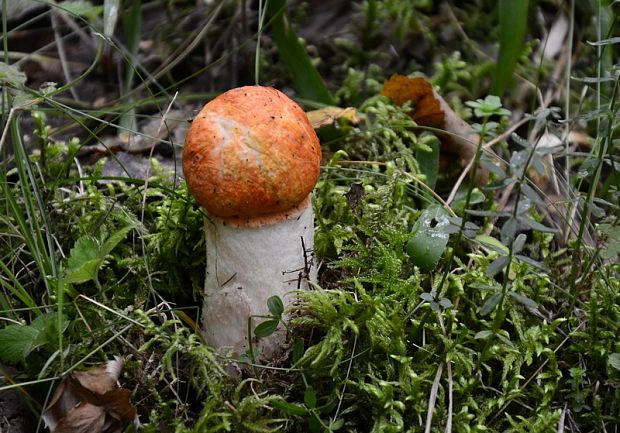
182;86;322;227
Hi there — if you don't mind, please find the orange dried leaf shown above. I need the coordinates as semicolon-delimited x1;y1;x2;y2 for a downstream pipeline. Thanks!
381;74;487;185
381;75;444;127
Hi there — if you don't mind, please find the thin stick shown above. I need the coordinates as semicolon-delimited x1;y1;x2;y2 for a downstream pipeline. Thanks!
333;333;357;422
557;402;567;433
0;107;15;155
445;361;453;433
51;11;80;102
424;362;443;433
446;117;528;205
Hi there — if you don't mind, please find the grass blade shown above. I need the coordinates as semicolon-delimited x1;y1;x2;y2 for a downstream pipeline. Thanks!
491;0;529;95
265;0;334;105
0;259;41;316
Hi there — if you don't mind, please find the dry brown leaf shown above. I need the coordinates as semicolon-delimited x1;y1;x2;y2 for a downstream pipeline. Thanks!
306;106;360;129
52;404;107;433
381;75;444;127
71;366;120;396
42;358;137;433
381;74;487;185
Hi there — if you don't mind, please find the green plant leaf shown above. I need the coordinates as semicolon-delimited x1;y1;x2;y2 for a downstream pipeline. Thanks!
521;184;545;207
304;386;317;409
501;217;517;244
416;135;440;190
466;95;511;117
0;324;38;363
254;319;279;338
65;236;102;284
475;330;494;340
99;224;134;257
512;233;527;254
508;291;538;310
480;292;502;316
486;256;509;277
267;296;284;318
64;263;99;284
30;312;67;348
476;234;509;255
292;338;304;364
514;254;548;272
479;156;506;177
329;418;344;430
272;399;308;416
406;205;450;272
64;225;134;285
67;236;99;269
439;298;453;309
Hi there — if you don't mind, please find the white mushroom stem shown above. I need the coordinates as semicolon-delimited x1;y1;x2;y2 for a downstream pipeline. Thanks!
203;199;316;358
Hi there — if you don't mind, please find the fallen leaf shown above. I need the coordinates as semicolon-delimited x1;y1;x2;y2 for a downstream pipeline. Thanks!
52;404;106;433
306;106;360;129
381;74;486;185
71;357;123;395
381;75;444;127
43;357;138;433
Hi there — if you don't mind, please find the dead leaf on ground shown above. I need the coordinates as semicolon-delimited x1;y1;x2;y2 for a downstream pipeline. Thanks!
42;357;138;433
307;106;361;129
381;74;487;185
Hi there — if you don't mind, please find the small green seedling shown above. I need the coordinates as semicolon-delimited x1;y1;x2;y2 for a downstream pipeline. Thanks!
253;295;285;338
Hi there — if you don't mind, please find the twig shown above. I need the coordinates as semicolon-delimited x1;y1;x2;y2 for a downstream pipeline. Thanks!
139;93;179;309
445;361;453;433
446;117;527;205
424;362;443;433
557;402;567;433
51;11;81;102
0;108;15;155
333;333;357;422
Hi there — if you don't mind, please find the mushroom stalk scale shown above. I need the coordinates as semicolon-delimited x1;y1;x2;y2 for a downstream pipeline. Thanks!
182;86;321;359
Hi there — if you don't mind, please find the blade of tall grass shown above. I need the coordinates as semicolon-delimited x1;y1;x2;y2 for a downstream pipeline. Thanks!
265;0;334;105
9;119;59;284
2;0;9;159
4;110;64;367
491;0;529;96
0;259;41;316
255;0;268;84
120;0;143;135
104;0;121;39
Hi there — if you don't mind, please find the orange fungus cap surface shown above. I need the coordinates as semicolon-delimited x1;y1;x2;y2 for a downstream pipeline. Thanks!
182;86;322;224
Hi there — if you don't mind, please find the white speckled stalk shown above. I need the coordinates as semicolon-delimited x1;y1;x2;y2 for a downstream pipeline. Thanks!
202;200;316;359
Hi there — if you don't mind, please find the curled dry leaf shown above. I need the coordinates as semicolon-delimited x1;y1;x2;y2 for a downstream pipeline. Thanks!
43;357;138;433
306;106;361;129
51;404;106;433
381;74;487;185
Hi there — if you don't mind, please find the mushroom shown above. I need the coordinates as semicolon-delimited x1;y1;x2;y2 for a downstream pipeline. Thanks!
182;86;321;359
